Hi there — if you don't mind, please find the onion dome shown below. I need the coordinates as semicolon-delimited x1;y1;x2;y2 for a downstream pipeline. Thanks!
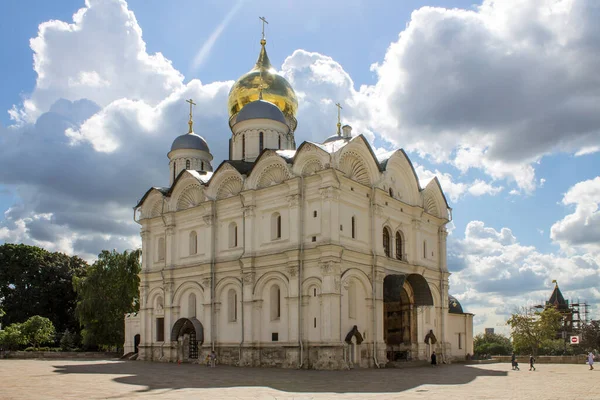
170;132;210;152
236;99;286;125
448;295;464;314
227;39;297;129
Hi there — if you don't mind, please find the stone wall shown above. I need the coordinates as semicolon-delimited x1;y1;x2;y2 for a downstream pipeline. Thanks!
494;355;588;364
2;351;119;359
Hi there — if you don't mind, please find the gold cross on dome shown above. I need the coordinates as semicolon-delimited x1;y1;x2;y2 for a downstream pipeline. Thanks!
259;16;268;41
186;98;196;133
335;102;343;135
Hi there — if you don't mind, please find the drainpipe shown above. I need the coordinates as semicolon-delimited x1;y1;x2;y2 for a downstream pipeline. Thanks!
238;195;247;363
370;184;380;368
298;175;305;368
210;200;217;352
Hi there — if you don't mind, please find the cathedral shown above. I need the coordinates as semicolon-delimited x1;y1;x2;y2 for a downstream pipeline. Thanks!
124;29;473;369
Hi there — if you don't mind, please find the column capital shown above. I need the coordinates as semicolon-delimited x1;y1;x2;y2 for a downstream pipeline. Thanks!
319;260;341;276
242;272;256;285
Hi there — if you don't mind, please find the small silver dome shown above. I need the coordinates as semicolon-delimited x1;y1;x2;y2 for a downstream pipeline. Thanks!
236;100;286;125
323;134;350;144
170;132;210;152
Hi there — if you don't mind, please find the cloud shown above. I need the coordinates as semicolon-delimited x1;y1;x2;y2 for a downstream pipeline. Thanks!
370;0;600;191
550;176;600;253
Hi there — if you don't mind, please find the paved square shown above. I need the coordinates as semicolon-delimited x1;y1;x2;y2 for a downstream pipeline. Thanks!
0;359;598;399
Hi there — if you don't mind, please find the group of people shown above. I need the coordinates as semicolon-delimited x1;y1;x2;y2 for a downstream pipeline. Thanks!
511;353;536;371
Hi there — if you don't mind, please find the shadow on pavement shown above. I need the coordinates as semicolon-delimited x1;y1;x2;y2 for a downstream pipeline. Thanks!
52;361;507;394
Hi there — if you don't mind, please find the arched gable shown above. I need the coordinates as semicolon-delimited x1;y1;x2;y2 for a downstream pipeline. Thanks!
382;150;421;206
302;276;323;296
292;142;330;177
172;281;207;306
334;137;380;187
205;163;244;200
341;268;371;294
140;190;165;219
147;287;165;310
215;276;242;300
253;271;290;297
168;171;206;211
246;150;292;190
422;178;450;220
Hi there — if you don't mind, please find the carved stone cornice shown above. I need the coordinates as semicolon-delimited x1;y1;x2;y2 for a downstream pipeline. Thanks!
319;261;341;276
243;205;256;218
287;194;300;208
242;272;256;285
203;215;214;227
319;187;340;201
286;264;298;278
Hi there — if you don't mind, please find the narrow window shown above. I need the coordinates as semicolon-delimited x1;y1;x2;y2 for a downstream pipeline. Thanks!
228;289;237;322
188;293;196;318
156;318;164;341
395;232;403;260
186;159;190;169
229;222;238;248
313;210;317;218
314;317;317;328
271;213;282;240
383;228;391;257
351;216;356;239
242;135;246;159
313;288;317;297
189;231;197;255
201;161;204;170
173;162;176;182
270;285;281;320
277;215;281;239
458;333;463;349
259;131;264;152
312;236;316;242
157;237;165;261
389;188;394;198
278;135;282;149
423;240;427;259
235;225;238;247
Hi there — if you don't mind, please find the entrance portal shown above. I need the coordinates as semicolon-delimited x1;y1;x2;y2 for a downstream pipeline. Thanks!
171;317;204;360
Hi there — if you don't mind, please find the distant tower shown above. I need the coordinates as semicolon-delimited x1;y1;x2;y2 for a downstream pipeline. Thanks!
168;99;213;185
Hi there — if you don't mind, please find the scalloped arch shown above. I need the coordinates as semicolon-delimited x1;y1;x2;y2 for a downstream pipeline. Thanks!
423;190;440;217
339;151;371;186
257;163;289;189
301;158;323;176
145;198;163;219
176;184;203;211
216;175;243;199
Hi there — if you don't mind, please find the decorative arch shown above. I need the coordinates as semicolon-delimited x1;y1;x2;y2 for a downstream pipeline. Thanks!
214;276;242;300
253;271;289;297
170;317;204;343
216;175;243;200
301;158;324;176
173;281;207;307
423;191;439;217
176;184;203;210
147;287;165;308
302;276;323;296
422;178;450;220
341;268;372;294
406;274;434;306
257;163;290;189
338;151;371;186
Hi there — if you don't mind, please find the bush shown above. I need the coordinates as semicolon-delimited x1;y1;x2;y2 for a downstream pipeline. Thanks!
60;329;76;351
22;316;56;349
0;323;27;350
24;346;59;352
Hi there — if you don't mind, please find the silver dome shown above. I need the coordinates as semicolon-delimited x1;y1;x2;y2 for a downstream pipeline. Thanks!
323;134;350;144
236;100;286;125
170;132;210;152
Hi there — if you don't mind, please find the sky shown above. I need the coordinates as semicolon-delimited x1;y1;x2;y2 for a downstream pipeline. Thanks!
0;0;599;335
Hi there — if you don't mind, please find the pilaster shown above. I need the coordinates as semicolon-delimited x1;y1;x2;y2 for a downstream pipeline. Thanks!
319;260;341;343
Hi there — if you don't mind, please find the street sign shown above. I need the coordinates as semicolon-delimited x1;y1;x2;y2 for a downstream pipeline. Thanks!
570;336;580;344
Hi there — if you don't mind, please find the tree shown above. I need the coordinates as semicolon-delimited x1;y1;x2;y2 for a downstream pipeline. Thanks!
22;315;56;349
580;320;600;352
474;332;513;356
0;244;88;335
507;307;562;356
0;323;27;350
74;249;141;350
60;329;76;351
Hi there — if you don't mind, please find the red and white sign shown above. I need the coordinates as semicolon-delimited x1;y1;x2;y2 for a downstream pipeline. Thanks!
570;336;580;344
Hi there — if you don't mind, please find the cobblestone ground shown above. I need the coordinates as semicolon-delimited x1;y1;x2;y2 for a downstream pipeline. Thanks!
1;359;598;400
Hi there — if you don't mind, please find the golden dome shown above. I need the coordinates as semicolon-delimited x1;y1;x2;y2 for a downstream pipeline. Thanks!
228;39;298;128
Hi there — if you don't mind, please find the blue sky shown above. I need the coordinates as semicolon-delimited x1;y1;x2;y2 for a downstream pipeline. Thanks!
1;0;599;334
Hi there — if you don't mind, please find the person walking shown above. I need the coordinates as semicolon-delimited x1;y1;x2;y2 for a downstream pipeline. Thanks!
529;355;536;371
511;353;519;370
431;351;437;367
588;352;594;370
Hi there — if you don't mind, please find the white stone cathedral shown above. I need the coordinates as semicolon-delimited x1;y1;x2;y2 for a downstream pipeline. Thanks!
124;34;473;369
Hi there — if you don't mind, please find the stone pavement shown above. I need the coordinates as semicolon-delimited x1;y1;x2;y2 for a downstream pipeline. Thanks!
0;359;598;399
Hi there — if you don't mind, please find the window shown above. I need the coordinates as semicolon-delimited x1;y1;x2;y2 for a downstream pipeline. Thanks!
272;332;279;342
242;134;246;159
314;317;317;328
313;210;317;218
228;289;237;322
351;216;356;239
389;188;394;198
312;236;316;242
156;318;164;341
259;131;264;152
313;288;317;297
189;293;196;318
395;232;403;260
186;159;190;169
383;228;391;257
271;212;282;240
157;237;165;261
229;222;238;248
201;161;204;170
173;162;176;182
270;285;281;320
423;240;427;259
278;135;281;149
348;281;356;319
189;231;197;255
458;333;463;349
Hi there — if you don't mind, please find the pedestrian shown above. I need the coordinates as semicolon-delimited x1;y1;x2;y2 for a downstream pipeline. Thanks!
511;353;519;371
588;352;594;370
431;351;437;367
529;355;536;371
210;350;217;368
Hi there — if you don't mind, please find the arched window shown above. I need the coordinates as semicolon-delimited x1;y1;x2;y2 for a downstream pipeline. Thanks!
278;135;281;149
189;231;197;255
201;161;204;170
259;131;264;152
423;240;427;259
271;212;282;240
173;162;176;182
348;280;356;319
351;216;356;239
242;134;246;159
188;293;196;318
186;159;190;169
389;188;394;198
228;288;237;322
270;284;281;320
229;222;238;248
383;228;391;257
157;237;165;261
395;231;403;260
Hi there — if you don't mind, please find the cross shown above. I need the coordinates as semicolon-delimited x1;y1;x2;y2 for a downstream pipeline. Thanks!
259;16;268;41
186;98;196;133
335;102;343;135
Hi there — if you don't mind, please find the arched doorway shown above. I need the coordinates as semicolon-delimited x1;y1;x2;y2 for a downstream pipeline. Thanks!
171;318;204;360
134;334;140;354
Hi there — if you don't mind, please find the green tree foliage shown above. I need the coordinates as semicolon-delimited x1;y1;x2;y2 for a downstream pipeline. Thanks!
474;332;513;356
60;329;76;351
74;249;141;349
580;321;600;352
21;315;56;349
0;323;27;350
0;244;88;335
507;307;563;356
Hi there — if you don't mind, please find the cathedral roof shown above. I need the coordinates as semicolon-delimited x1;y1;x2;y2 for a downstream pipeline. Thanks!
170;132;210;153
547;283;568;309
448;295;465;314
235;100;287;125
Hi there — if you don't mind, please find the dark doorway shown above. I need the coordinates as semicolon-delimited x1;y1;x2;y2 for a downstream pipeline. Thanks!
171;318;204;360
384;274;414;361
134;334;140;354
